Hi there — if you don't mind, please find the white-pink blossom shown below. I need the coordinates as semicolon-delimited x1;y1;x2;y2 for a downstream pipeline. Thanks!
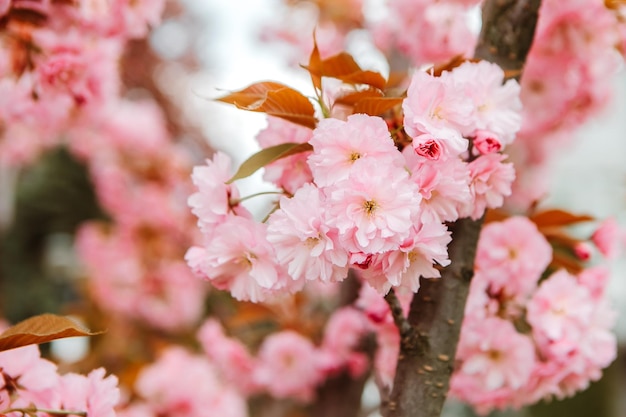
475;216;552;300
402;70;472;157
326;158;421;254
451;318;536;413
256;116;314;193
188;152;251;237
186;216;290;302
267;183;349;283
451;60;522;145
196;319;259;395
253;331;326;402
55;369;119;417
463;153;516;220
134;347;247;417
403;148;471;223
307;113;404;187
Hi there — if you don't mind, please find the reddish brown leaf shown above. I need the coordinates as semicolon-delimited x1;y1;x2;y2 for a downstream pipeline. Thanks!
303;50;387;90
307;37;323;92
334;88;384;106
430;55;475;76
530;209;594;228
241;88;317;129
0;314;101;352
216;81;287;107
217;82;317;129
484;208;510;224
353;97;403;116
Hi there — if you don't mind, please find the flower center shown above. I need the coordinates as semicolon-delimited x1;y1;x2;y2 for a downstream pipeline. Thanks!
363;200;379;216
350;152;361;162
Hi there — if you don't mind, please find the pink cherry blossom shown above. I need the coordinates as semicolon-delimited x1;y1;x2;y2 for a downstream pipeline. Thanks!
462;153;516;220
326;158;421;254
134;347;247;417
362;222;451;293
196;319;259;395
591;216;622;259
0;345;59;408
33;29;120;106
266;183;349;283
577;266;611;300
403;148;471;223
186;216;291;302
320;307;371;377
188;152;252;237
307;113;403;187
374;0;477;66
256;116;314;194
451;60;522;145
472;130;502;155
253;331;326;402
527;270;594;346
451;318;536;414
475;216;552;300
55;369;119;417
402;70;472;157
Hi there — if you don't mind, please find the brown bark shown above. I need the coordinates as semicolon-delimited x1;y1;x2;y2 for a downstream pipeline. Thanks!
381;1;542;417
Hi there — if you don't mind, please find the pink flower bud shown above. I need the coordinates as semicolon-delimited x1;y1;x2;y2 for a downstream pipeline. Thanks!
574;242;593;261
412;133;442;160
473;130;502;154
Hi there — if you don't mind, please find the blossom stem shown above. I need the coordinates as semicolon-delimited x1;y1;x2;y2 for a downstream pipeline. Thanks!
231;190;285;205
1;407;87;416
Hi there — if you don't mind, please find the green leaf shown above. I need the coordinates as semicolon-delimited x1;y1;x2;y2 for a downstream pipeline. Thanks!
0;314;102;352
227;142;313;183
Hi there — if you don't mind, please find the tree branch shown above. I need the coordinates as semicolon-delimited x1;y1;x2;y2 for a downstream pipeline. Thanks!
382;1;542;416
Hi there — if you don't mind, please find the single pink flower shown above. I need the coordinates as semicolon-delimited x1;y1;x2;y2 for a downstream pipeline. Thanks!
472;130;502;155
256;116;313;193
308;114;403;187
327;159;421;254
186;216;290;302
451;318;535;413
403;148;471;223
452;60;522;145
253;331;326;402
591;217;622;259
196;319;259;395
527;270;594;345
135;347;247;417
403;70;472;157
267;183;349;283
55;369;119;417
475;216;552;300
463;153;515;220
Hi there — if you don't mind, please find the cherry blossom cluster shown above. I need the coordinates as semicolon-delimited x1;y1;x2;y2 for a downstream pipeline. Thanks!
371;0;482;67
187;60;521;302
0;0;207;331
196;312;370;403
117;347;248;417
0;0;165;166
259;0;481;67
507;0;626;208
72;100;207;332
0;343;119;417
449;216;617;414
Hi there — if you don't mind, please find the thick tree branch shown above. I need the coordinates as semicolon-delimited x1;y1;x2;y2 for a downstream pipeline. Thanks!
382;1;542;416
